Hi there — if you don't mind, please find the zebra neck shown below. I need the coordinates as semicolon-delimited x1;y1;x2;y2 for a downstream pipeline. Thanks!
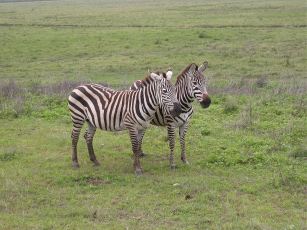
137;85;159;118
176;82;193;111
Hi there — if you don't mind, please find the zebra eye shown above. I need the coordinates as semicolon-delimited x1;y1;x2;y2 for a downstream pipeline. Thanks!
162;88;167;93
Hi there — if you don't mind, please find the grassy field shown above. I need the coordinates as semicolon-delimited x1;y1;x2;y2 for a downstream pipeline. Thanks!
0;0;306;229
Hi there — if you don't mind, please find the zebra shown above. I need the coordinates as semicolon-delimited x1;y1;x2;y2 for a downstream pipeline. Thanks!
130;61;211;168
68;70;181;175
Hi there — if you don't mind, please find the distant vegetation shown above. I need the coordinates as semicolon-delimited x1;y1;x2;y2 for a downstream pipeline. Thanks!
0;0;306;229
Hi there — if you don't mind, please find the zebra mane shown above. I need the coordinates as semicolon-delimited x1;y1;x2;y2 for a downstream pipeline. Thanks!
136;71;166;89
176;63;198;83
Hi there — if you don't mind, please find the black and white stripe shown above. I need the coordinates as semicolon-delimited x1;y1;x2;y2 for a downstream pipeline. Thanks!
68;71;180;175
130;62;211;168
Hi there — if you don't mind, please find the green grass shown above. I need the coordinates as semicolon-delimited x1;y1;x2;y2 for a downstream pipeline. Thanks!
0;0;306;229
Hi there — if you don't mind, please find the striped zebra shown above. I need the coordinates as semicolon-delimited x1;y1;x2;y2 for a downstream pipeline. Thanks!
130;62;211;168
68;70;181;175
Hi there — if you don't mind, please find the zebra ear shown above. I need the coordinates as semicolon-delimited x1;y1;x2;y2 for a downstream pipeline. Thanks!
150;72;162;81
188;64;197;76
198;61;208;72
166;70;173;80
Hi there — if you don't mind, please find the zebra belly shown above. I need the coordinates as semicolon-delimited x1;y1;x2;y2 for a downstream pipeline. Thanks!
151;110;192;128
169;113;190;127
82;105;125;131
79;102;150;131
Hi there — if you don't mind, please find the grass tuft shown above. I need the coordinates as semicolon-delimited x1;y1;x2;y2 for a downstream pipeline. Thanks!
255;76;268;88
289;146;307;159
200;129;210;136
0;148;21;162
154;39;162;45
233;103;255;129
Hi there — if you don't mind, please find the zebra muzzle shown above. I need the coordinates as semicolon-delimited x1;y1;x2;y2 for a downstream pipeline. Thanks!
170;102;182;117
200;94;211;108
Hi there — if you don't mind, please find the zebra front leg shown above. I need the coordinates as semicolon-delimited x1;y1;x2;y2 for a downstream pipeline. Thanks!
179;122;189;164
128;128;143;176
137;129;146;157
84;122;100;166
71;121;84;168
167;126;176;169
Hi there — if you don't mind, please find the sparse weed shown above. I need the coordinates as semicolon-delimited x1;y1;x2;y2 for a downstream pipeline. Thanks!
206;152;269;167
289;145;307;159
233;102;255;130
198;32;207;38
223;96;238;113
284;55;291;67
272;165;306;191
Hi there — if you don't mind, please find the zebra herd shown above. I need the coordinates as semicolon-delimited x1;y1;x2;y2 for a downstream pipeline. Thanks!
68;61;211;175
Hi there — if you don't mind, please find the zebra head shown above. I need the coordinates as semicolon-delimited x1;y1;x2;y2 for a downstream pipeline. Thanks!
187;61;211;108
150;70;182;117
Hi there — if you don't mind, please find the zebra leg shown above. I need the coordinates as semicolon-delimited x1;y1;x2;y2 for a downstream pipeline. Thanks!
167;126;176;169
84;122;100;166
128;128;143;176
137;129;146;157
71;121;84;168
179;122;189;164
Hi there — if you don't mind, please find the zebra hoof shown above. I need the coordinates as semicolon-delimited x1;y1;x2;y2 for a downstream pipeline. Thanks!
170;164;177;170
135;168;143;176
181;157;189;165
72;162;80;168
92;161;101;167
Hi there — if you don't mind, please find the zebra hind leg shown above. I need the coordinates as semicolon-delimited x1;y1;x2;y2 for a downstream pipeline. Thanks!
84;122;100;166
71;121;84;168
